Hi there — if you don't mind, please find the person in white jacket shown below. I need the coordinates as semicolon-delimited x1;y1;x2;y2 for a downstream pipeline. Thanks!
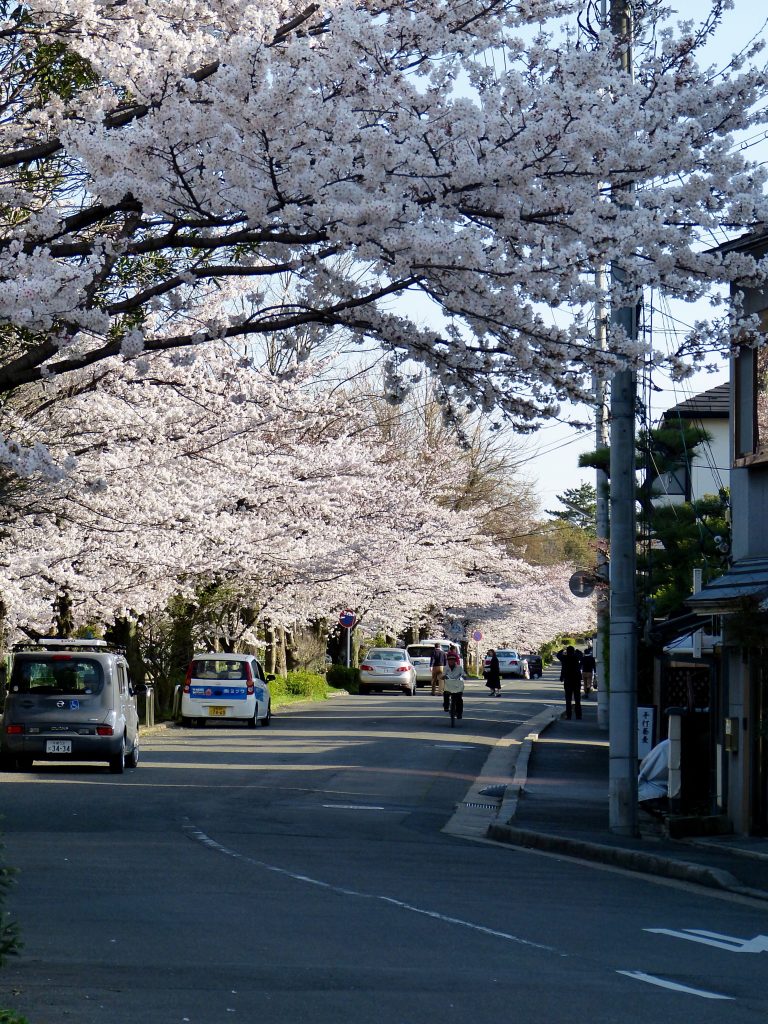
442;650;465;719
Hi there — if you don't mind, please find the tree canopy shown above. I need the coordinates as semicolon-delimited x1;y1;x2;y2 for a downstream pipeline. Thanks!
0;0;766;436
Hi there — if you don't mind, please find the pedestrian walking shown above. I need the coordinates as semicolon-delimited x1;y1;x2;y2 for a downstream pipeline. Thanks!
430;643;447;695
556;645;583;720
581;646;596;696
484;648;501;697
442;649;465;719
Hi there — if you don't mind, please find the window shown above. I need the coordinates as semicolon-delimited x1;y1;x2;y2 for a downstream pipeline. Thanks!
10;657;104;695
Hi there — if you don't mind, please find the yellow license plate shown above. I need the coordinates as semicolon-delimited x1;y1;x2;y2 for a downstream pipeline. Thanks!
208;706;226;717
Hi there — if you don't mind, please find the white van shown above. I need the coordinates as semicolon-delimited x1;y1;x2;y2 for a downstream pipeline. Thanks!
181;653;272;728
405;639;462;688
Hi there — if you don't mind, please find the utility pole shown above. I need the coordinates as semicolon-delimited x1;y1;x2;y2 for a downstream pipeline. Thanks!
608;0;639;836
594;270;610;732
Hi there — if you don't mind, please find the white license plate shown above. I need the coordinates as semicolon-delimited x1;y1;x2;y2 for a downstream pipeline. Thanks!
45;740;72;754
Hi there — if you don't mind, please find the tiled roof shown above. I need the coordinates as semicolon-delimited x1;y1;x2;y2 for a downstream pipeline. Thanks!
663;381;730;420
687;558;768;613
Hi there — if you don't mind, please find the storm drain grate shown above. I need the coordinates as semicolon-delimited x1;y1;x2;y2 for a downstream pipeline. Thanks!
462;802;498;809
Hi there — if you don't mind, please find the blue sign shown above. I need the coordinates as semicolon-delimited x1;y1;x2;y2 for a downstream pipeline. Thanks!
339;608;357;629
190;686;246;700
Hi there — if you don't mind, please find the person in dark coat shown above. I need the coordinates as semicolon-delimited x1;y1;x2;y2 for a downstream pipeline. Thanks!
556;646;583;720
485;649;501;697
430;643;448;696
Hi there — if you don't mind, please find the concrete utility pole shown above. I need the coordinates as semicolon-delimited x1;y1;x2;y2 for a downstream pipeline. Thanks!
608;0;639;836
593;271;610;732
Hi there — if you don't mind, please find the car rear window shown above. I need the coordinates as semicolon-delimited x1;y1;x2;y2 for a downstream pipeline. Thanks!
498;651;519;658
10;657;105;695
407;645;445;658
192;659;248;680
366;651;405;661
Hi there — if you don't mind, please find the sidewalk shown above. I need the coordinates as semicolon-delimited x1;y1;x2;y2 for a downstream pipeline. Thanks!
487;699;768;901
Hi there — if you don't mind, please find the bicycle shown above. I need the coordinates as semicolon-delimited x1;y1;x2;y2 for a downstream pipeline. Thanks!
444;689;464;727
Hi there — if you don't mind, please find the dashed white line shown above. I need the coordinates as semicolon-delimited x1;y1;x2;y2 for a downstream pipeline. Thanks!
184;822;561;954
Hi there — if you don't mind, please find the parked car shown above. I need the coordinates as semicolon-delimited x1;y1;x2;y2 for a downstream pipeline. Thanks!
182;653;272;727
405;640;462;688
483;649;524;679
521;652;543;678
359;648;417;695
0;638;141;774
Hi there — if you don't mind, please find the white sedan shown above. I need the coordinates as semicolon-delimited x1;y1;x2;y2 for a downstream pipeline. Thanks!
358;648;417;695
484;649;524;679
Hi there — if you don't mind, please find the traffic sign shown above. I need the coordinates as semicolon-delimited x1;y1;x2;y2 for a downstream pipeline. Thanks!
338;608;357;629
569;571;596;598
472;629;483;642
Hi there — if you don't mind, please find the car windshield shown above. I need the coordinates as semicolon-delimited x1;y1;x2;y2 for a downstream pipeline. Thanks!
192;659;248;680
366;651;406;662
10;656;105;695
498;651;519;658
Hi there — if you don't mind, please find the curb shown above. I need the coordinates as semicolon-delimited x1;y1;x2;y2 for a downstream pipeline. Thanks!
495;707;561;823
487;822;743;893
486;707;768;900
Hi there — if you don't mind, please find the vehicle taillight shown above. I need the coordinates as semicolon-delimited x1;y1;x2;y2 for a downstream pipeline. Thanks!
97;725;114;736
360;664;373;672
51;654;72;660
245;663;254;695
183;663;193;694
5;724;23;734
396;666;410;673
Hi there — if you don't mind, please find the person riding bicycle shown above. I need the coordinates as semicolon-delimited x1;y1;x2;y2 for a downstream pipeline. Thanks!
442;650;465;720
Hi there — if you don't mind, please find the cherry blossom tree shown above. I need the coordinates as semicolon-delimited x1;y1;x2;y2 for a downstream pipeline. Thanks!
0;0;766;437
0;340;592;647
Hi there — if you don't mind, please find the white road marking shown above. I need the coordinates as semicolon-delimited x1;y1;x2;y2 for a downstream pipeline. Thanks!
617;970;733;1000
646;928;768;953
184;822;562;954
321;804;387;810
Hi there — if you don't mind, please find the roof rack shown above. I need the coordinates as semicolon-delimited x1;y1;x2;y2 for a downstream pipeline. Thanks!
12;638;112;652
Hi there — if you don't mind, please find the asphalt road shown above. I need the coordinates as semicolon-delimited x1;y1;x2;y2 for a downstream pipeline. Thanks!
2;677;768;1023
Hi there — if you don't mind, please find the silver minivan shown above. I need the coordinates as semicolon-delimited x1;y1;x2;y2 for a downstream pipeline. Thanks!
0;639;141;774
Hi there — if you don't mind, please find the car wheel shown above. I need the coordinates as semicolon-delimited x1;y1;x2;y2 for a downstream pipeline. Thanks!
109;736;126;774
260;701;272;727
16;756;33;771
0;754;17;772
126;735;140;769
181;715;193;727
359;684;369;695
248;712;257;728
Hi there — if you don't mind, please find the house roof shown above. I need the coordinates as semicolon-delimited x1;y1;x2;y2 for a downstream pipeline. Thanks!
687;558;768;614
663;382;730;421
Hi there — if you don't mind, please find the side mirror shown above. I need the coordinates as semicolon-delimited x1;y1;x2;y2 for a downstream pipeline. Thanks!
266;674;276;683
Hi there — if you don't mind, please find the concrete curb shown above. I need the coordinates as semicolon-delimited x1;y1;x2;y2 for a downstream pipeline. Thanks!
495;707;561;823
485;706;768;900
487;822;743;892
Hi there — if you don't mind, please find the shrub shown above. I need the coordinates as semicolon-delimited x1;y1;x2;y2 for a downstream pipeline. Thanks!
0;854;20;969
274;671;328;702
325;665;358;693
0;1012;30;1024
